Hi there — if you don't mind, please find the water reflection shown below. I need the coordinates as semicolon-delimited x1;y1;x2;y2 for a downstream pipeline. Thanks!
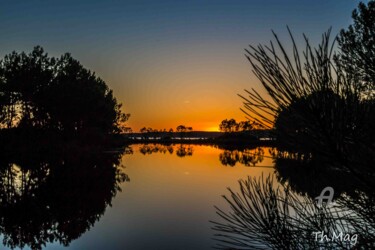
138;144;269;166
212;174;375;249
176;144;193;157
219;147;264;167
213;148;375;249
274;158;364;199
139;144;193;157
0;145;129;250
120;144;274;250
139;144;174;155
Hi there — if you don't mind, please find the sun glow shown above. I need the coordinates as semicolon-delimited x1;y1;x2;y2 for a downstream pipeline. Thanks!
205;126;219;132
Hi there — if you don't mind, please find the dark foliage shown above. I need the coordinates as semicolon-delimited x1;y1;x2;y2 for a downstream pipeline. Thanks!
240;27;375;168
0;46;129;135
219;119;258;133
336;0;375;98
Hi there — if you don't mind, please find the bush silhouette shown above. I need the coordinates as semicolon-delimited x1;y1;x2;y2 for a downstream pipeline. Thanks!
0;46;129;135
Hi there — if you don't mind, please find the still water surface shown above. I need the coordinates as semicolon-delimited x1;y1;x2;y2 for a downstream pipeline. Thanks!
0;144;275;250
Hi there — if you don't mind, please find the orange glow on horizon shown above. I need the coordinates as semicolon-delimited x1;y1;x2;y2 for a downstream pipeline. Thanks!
128;120;228;133
205;126;219;132
126;109;275;132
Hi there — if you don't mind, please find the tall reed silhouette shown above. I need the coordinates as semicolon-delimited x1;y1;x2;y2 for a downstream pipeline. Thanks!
239;28;374;174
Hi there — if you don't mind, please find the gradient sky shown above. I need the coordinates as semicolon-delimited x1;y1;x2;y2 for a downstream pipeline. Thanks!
0;0;362;131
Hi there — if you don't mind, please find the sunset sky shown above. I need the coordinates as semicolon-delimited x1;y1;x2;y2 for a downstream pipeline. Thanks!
0;0;361;131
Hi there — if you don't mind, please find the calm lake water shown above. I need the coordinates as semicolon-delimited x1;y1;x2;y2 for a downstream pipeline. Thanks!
0;144;275;250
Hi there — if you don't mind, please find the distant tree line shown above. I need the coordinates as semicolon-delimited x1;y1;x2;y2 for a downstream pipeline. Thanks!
176;125;193;132
0;46;129;136
140;127;168;133
219;119;256;133
138;125;193;140
139;125;192;133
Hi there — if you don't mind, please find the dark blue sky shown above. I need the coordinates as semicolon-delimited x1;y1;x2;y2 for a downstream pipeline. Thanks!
0;0;362;130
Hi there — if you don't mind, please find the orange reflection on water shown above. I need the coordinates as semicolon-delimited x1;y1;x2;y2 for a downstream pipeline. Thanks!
106;144;277;249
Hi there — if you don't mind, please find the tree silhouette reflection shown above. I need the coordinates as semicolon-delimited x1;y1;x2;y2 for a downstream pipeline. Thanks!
0;145;129;250
138;144;267;166
176;144;193;157
139;144;174;155
219;147;264;167
138;144;192;157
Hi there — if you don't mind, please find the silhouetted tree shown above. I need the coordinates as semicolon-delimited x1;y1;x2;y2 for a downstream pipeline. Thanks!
220;119;256;132
0;46;54;129
0;46;129;135
176;125;186;132
219;119;238;132
219;119;229;132
122;126;132;133
336;0;375;98
140;127;147;133
176;125;192;139
40;53;128;134
238;120;254;131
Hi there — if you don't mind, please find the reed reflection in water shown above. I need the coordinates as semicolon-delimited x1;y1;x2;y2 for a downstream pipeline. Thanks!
212;158;375;249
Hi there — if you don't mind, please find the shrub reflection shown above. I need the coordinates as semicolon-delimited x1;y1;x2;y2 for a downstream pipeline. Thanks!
0;145;129;250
